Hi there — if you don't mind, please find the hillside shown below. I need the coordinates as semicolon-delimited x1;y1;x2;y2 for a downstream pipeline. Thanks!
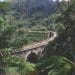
1;0;59;48
8;0;57;18
0;0;75;75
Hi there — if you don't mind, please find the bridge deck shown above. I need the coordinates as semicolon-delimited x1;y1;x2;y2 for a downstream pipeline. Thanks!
12;32;57;54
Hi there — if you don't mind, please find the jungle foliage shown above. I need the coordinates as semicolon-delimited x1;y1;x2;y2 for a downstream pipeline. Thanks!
38;0;75;75
0;0;75;75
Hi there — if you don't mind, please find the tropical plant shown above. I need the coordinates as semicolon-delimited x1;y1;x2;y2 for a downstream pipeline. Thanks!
0;2;36;75
38;0;75;75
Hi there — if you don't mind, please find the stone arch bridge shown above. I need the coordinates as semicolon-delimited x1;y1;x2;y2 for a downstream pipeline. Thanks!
12;31;57;63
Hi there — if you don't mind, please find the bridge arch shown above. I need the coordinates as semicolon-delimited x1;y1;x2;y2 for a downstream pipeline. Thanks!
27;51;38;63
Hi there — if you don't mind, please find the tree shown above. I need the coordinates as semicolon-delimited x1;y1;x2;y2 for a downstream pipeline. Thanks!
0;2;36;75
37;56;73;75
38;0;75;75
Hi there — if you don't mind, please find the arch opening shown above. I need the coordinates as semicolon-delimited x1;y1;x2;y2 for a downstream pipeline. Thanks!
27;52;38;64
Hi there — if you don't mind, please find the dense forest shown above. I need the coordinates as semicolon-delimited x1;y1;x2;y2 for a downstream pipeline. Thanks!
0;0;75;75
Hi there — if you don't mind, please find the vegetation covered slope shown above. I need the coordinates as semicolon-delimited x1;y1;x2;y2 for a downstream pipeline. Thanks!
0;2;36;75
0;0;59;49
37;0;75;75
0;0;75;75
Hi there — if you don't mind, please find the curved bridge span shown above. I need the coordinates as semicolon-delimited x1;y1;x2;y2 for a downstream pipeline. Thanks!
12;31;57;61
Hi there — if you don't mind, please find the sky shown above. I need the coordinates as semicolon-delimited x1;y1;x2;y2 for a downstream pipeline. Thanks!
53;0;69;2
0;0;69;2
0;0;4;1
